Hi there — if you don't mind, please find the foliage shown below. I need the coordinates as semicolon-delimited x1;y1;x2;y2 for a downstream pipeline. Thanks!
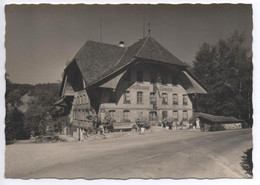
135;117;150;130
192;31;252;126
162;117;174;128
241;148;253;176
5;74;61;142
102;116;115;133
5;108;27;142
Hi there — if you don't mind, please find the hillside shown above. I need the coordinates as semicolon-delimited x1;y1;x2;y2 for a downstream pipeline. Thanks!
5;79;62;142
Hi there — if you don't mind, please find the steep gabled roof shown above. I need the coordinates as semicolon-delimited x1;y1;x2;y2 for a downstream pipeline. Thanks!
69;36;187;86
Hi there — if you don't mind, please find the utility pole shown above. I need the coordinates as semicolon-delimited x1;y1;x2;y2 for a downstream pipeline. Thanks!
143;11;145;38
100;17;102;43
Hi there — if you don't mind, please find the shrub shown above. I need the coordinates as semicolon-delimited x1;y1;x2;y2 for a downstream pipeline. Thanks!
135;117;150;130
102;116;115;133
162;117;174;129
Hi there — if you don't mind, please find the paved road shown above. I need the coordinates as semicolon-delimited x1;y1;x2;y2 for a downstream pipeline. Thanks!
5;129;252;179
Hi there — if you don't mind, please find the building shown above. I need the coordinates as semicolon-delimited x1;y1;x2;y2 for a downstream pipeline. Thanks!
58;36;207;138
194;112;244;131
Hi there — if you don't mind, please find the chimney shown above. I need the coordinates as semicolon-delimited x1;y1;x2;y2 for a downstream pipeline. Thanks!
119;41;124;47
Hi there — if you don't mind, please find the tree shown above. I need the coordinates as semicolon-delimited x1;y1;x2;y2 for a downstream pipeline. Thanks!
192;31;252;126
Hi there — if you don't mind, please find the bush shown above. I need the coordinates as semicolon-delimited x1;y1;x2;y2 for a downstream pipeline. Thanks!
135;117;150;130
162;117;174;129
102;116;115;133
209;124;225;131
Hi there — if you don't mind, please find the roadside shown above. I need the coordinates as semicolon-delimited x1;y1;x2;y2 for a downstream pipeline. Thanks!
5;129;252;179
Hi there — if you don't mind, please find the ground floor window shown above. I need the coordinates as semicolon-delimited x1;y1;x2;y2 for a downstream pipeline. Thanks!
149;111;157;121
123;110;130;122
183;110;188;121
109;110;116;119
173;111;178;121
162;110;168;119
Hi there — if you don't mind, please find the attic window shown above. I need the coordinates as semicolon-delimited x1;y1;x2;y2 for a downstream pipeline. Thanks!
161;73;167;84
137;71;143;82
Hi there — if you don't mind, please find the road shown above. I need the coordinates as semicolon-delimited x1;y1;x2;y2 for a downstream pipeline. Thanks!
5;129;252;179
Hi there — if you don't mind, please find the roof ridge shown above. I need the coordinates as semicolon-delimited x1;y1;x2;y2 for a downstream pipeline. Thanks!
85;40;124;48
114;47;128;66
135;36;150;57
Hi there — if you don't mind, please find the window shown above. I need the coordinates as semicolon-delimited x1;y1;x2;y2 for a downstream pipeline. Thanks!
150;92;156;105
124;91;131;104
183;94;188;105
109;110;116;119
172;75;178;85
137;71;143;82
83;95;86;104
162;111;168;119
150;72;157;83
123;110;130;121
161;73;167;84
137;91;143;103
162;93;168;105
173;111;178;121
138;111;143;118
173;94;178;105
125;70;131;82
183;110;188;121
149;111;157;121
79;96;82;104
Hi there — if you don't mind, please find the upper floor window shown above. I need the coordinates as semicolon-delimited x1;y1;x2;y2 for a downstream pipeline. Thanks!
161;73;168;84
183;94;188;105
124;91;131;104
162;93;168;105
173;94;178;105
150;92;156;105
137;71;143;82
137;91;143;103
125;70;131;82
83;95;86;104
183;110;188;121
150;72;157;83
173;111;178;121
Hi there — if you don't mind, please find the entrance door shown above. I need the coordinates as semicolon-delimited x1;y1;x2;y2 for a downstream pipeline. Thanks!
149;111;158;126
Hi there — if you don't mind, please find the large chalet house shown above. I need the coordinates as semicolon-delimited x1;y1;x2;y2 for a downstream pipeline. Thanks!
58;36;207;138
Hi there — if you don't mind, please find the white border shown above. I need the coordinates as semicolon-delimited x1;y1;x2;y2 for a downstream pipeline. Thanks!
0;1;259;185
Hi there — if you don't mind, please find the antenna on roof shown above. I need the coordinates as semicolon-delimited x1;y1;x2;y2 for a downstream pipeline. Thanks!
143;11;146;38
100;17;102;43
148;22;151;35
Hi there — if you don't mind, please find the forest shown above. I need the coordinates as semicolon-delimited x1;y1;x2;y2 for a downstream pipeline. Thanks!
4;31;253;143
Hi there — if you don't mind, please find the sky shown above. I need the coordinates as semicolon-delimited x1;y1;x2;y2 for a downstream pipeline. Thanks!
5;4;252;84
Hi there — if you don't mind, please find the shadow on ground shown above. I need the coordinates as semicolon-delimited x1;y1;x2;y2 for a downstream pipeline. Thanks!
240;148;253;176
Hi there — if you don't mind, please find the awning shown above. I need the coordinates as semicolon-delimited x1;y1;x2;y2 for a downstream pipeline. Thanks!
99;70;127;89
182;71;207;94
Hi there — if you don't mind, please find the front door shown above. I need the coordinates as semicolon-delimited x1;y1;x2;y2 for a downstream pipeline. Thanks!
149;111;158;126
